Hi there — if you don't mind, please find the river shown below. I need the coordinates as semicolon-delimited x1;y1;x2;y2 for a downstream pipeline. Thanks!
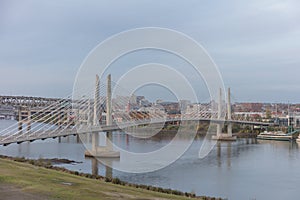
0;119;300;200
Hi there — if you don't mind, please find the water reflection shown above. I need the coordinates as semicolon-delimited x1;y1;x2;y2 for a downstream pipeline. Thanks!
91;157;98;175
216;141;232;168
227;142;231;168
90;157;113;179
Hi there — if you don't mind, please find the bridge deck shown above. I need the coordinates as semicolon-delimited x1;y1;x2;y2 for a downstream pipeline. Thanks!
0;118;271;146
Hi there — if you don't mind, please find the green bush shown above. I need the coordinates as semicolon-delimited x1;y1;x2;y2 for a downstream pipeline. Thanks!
105;177;111;182
112;178;121;184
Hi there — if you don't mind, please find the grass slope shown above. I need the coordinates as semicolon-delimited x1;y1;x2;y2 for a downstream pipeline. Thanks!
0;158;195;200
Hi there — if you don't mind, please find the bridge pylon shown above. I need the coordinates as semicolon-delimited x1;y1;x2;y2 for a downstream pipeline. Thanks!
227;88;232;137
212;88;236;141
92;75;100;153
93;74;100;126
85;74;120;158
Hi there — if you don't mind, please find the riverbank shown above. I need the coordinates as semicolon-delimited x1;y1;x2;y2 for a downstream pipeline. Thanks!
159;128;259;138
0;156;221;200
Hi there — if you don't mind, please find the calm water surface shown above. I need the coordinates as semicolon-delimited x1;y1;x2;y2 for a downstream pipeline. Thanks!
1;120;300;200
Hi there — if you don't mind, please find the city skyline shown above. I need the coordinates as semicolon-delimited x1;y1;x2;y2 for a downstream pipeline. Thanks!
1;0;300;102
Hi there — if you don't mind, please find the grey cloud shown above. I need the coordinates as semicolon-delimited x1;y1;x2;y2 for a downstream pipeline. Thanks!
0;0;299;102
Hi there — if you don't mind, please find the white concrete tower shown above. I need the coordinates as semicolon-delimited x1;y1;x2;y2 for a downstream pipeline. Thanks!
227;88;232;137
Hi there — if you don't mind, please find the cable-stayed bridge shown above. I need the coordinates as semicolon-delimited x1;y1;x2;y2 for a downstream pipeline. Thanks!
0;75;274;156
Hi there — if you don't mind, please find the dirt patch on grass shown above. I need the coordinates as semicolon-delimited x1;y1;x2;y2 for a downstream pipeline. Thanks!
0;184;49;200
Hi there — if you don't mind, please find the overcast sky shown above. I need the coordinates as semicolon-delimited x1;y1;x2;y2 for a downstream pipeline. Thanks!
0;0;300;103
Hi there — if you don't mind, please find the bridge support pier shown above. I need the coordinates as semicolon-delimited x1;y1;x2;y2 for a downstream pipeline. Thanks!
17;108;23;132
212;88;236;141
26;110;31;132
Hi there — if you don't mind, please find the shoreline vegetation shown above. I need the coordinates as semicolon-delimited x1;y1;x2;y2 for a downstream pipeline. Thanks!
0;155;222;200
160;122;261;137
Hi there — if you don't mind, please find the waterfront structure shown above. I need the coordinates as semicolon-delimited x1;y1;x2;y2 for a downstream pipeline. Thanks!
0;76;273;148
